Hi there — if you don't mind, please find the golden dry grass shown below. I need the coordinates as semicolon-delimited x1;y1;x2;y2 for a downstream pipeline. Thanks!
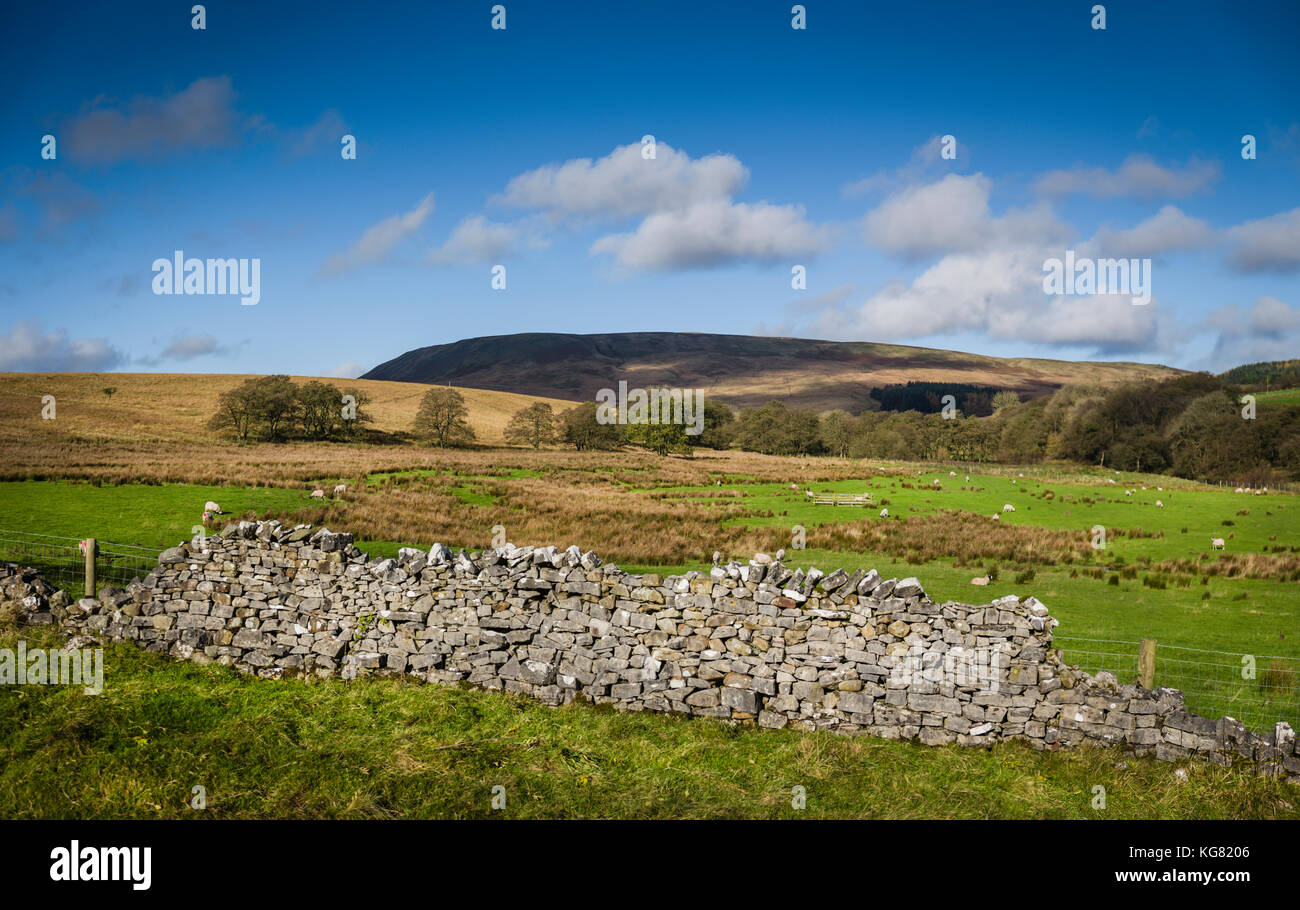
0;372;570;447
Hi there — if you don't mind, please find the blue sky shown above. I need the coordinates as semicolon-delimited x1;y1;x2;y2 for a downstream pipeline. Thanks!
2;0;1298;377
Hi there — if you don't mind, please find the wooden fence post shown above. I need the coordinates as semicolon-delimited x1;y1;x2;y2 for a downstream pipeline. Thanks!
84;538;96;598
1138;638;1156;689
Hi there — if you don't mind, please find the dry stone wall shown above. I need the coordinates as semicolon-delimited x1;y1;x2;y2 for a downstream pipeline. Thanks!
6;519;1297;781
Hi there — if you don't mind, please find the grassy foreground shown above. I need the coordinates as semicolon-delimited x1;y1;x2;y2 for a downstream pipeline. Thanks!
1;622;1295;820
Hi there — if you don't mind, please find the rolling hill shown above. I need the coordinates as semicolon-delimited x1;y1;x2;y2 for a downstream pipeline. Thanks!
0;373;572;447
363;332;1185;411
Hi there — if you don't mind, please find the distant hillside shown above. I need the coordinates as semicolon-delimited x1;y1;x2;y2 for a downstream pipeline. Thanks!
363;332;1184;412
1219;360;1300;388
0;373;572;447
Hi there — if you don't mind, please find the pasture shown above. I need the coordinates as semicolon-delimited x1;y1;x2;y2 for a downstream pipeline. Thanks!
1;371;1297;818
2;617;1296;820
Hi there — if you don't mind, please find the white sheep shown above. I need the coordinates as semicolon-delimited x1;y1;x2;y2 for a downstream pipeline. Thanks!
1155;500;1163;508
789;483;798;490
1211;537;1226;550
970;575;990;586
805;490;814;498
310;489;325;500
333;484;347;497
932;478;940;485
204;500;222;514
1235;487;1244;493
992;513;1000;521
1002;503;1015;512
949;471;957;477
879;508;888;518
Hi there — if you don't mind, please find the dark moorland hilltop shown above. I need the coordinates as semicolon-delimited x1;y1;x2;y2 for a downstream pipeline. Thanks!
363;332;1183;411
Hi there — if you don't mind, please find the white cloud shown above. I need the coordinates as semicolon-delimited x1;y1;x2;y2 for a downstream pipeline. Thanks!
429;215;521;265
322;193;435;275
843;134;954;198
1035;154;1220;200
494;142;827;270
862;173;1069;260
809;238;1162;352
283;109;347;158
62;76;244;165
1200;297;1300;369
323;361;365;379
1224;207;1300;273
591;199;830;270
496;142;747;220
0;322;123;371
1087;205;1216;258
159;334;225;360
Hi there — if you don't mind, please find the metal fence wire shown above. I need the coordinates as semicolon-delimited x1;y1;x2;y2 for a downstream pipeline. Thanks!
0;529;159;594
1055;635;1300;734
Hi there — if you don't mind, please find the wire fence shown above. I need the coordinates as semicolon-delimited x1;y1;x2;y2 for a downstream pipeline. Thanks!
0;529;159;595
1055;635;1300;734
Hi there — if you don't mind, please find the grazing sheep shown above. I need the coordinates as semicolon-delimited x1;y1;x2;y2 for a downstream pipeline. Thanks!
949;471;957;477
789;483;798;489
1155;500;1164;507
805;490;814;498
333;484;347;497
310;489;325;500
970;575;990;586
201;510;211;524
1108;478;1116;484
992;513;1000;521
1235;487;1244;493
712;550;722;566
965;475;970;482
1125;490;1133;496
932;478;940;485
204;500;222;514
1211;537;1226;550
1002;504;1015;512
775;548;786;562
879;508;888;518
1012;480;1017;485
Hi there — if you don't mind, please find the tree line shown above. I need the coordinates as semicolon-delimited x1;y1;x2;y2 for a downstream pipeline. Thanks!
211;372;1300;483
208;375;373;441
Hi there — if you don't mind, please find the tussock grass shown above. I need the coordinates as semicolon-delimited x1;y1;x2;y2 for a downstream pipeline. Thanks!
1;621;1294;820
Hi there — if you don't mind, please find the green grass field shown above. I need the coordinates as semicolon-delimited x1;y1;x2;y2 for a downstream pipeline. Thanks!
1;460;1298;818
1257;388;1300;407
1;621;1294;819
